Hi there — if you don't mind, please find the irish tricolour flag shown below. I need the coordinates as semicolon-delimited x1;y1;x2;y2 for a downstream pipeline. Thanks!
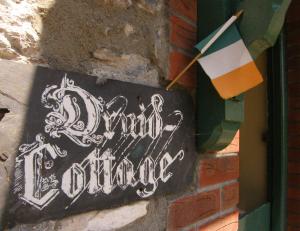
195;14;263;99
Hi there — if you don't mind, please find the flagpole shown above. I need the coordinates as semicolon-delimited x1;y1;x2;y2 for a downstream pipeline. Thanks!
166;52;203;91
166;10;244;91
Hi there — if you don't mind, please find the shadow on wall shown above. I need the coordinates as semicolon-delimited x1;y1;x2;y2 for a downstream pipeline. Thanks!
38;0;168;76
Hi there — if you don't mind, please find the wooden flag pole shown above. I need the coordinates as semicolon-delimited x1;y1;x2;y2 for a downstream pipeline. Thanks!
166;9;244;91
166;52;203;91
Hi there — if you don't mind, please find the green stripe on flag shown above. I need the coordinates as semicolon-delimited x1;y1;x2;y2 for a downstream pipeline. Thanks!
195;24;241;56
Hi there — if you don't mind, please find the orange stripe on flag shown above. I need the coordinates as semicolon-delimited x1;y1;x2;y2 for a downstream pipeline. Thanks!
211;61;263;99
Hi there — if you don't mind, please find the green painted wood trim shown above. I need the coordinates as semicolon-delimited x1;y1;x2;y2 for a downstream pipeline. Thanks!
238;0;291;59
267;30;288;231
196;0;243;152
238;203;271;231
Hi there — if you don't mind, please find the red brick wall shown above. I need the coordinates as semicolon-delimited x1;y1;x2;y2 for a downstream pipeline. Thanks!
287;2;300;230
166;2;239;230
167;132;240;230
168;0;197;89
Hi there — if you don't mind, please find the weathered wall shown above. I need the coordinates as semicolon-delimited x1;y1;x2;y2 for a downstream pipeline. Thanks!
0;0;168;85
0;0;240;230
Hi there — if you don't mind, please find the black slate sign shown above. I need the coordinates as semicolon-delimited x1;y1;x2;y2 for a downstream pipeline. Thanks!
6;65;196;225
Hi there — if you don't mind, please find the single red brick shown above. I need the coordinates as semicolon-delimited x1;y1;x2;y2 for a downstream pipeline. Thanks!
168;189;220;230
199;211;239;231
287;26;300;46
288;123;300;135
288;70;300;84
287;1;300;23
170;15;196;52
288;111;300;122
289;174;300;187
222;182;239;210
289;213;300;226
168;51;197;88
289;83;300;98
287;56;300;70
288;135;300;148
289;150;300;161
288;225;300;231
289;162;300;174
199;156;239;187
288;199;300;214
217;131;240;154
287;22;300;35
288;188;300;200
289;97;300;110
169;0;197;22
287;45;300;64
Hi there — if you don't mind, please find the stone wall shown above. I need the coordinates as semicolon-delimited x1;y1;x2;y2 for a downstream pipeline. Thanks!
0;0;240;230
0;0;168;85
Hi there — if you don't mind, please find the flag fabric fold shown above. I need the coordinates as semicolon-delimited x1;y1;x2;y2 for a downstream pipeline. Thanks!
195;22;263;99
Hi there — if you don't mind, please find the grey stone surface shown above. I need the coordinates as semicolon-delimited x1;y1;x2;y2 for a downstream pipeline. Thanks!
119;197;168;231
38;0;169;78
0;61;37;227
0;0;169;78
0;0;48;63
7;198;170;231
8;201;149;231
91;48;160;87
137;0;163;14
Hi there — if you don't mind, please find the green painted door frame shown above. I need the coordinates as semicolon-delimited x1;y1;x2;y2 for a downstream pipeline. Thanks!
267;30;288;231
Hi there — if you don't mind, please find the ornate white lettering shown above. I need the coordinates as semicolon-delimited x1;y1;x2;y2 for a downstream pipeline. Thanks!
15;76;186;210
20;142;60;210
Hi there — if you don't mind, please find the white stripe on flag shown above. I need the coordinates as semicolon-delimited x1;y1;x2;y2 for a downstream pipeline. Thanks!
197;39;253;79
